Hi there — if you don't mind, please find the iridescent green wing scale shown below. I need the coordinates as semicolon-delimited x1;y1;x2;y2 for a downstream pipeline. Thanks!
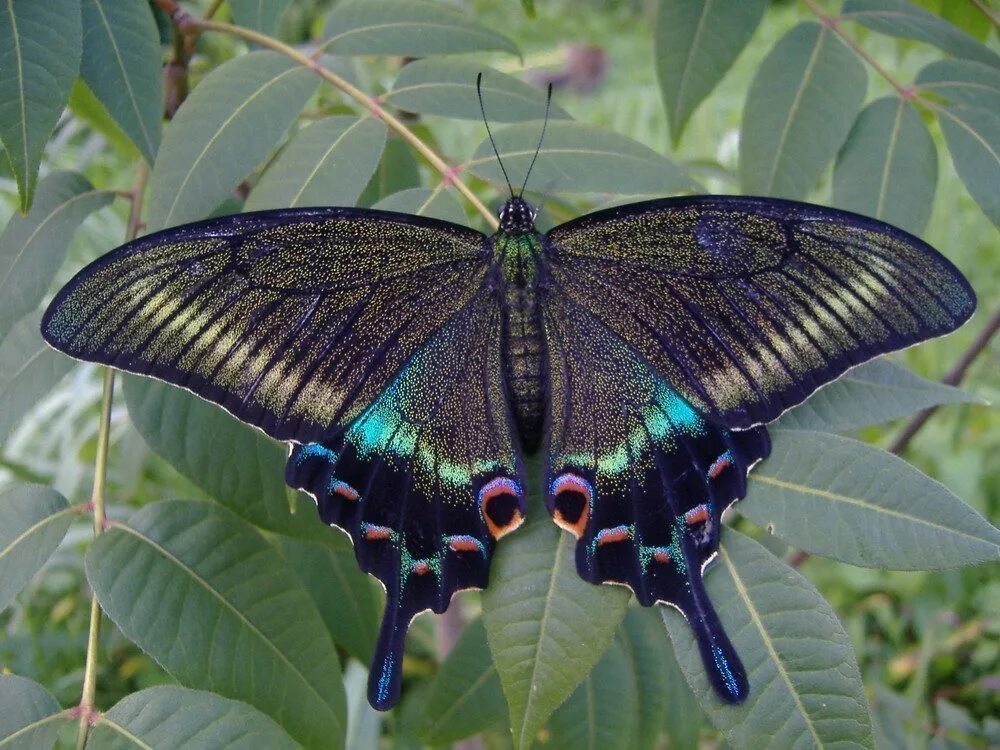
541;196;975;703
42;208;489;442
42;208;527;710
545;196;976;429
542;286;769;702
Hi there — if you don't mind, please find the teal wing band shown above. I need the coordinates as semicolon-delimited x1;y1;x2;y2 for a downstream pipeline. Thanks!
42;207;489;443
543;287;768;702
285;293;525;710
545;196;976;429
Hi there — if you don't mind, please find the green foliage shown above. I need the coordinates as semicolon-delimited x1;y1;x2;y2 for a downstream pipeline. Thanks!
0;1;997;748
482;486;630;749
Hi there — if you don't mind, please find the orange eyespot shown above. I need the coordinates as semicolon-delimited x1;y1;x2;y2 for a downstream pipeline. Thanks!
550;473;592;538
479;477;524;539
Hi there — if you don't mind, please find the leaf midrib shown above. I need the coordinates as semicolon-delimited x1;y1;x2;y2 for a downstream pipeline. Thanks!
288;116;370;207
90;0;155;158
0;711;68;749
763;26;827;194
0;188;108;294
748;472;998;546
671;0;715;130
517;531;566;750
111;521;339;727
159;65;304;228
4;0;28;189
718;544;824;747
0;504;75;564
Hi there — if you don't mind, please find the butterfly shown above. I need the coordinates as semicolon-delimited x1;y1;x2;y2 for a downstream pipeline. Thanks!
41;82;975;711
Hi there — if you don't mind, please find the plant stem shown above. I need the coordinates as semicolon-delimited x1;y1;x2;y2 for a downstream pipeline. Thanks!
153;0;498;229
971;0;1000;30
801;0;915;99
888;304;1000;455
787;303;998;568
74;162;148;750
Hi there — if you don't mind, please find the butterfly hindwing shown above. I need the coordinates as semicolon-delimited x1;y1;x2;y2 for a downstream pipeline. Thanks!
285;292;526;709
542;289;770;702
545;196;976;429
42;208;490;443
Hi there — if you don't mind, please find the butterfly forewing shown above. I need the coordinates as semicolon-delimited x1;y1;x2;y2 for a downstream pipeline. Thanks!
545;196;976;429
42;208;490;442
43;207;529;709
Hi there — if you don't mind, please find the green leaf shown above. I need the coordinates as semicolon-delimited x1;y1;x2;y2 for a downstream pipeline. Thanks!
276;535;383;665
147;51;319;232
0;171;113;340
86;500;346;750
0;674;67;749
659;630;703;750
545;639;637;750
358;137;421;206
774;358;980;432
617;608;672;750
662;529;874;749
918;60;1000;226
68;79;139;160
323;0;519;58
245;116;386;211
739;430;1000;569
468;120;696;196
917;59;1000;110
0;483;73;613
79;0;162;164
372;187;467;225
841;0;1000;68
0;0;82;212
740;22;867;199
520;0;536;19
933;101;1000;227
385;60;568;122
419;618;508;745
89;686;300;749
0;312;74;441
482;489;630;750
833;97;937;235
655;0;767;146
121;376;326;542
230;0;291;37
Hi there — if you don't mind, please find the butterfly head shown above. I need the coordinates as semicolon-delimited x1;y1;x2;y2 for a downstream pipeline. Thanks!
498;197;537;234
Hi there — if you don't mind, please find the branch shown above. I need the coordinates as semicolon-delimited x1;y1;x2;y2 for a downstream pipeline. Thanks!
75;161;149;750
152;0;498;229
787;304;998;568
888;304;1000;455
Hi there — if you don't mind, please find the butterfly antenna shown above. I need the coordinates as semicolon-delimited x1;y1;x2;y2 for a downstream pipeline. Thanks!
519;83;552;198
477;72;515;197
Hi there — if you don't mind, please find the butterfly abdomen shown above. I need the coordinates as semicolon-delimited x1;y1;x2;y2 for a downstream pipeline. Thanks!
495;232;548;454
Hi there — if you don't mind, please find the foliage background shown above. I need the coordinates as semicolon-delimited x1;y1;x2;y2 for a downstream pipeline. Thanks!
0;0;998;748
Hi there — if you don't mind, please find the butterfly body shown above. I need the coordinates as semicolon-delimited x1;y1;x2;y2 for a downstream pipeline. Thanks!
42;192;975;711
494;227;549;452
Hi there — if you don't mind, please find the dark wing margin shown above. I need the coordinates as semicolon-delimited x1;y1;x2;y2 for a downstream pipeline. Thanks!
285;292;526;710
542;289;769;703
545;196;976;429
42;207;489;443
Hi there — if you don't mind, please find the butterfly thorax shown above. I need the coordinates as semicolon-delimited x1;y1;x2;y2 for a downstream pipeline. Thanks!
493;224;547;454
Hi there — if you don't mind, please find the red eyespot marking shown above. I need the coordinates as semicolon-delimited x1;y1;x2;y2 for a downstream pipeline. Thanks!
653;549;671;564
708;451;733;479
331;480;359;502
550;472;592;538
447;535;485;555
684;504;710;526
479;477;524;539
596;525;631;547
412;561;431;576
363;524;393;541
